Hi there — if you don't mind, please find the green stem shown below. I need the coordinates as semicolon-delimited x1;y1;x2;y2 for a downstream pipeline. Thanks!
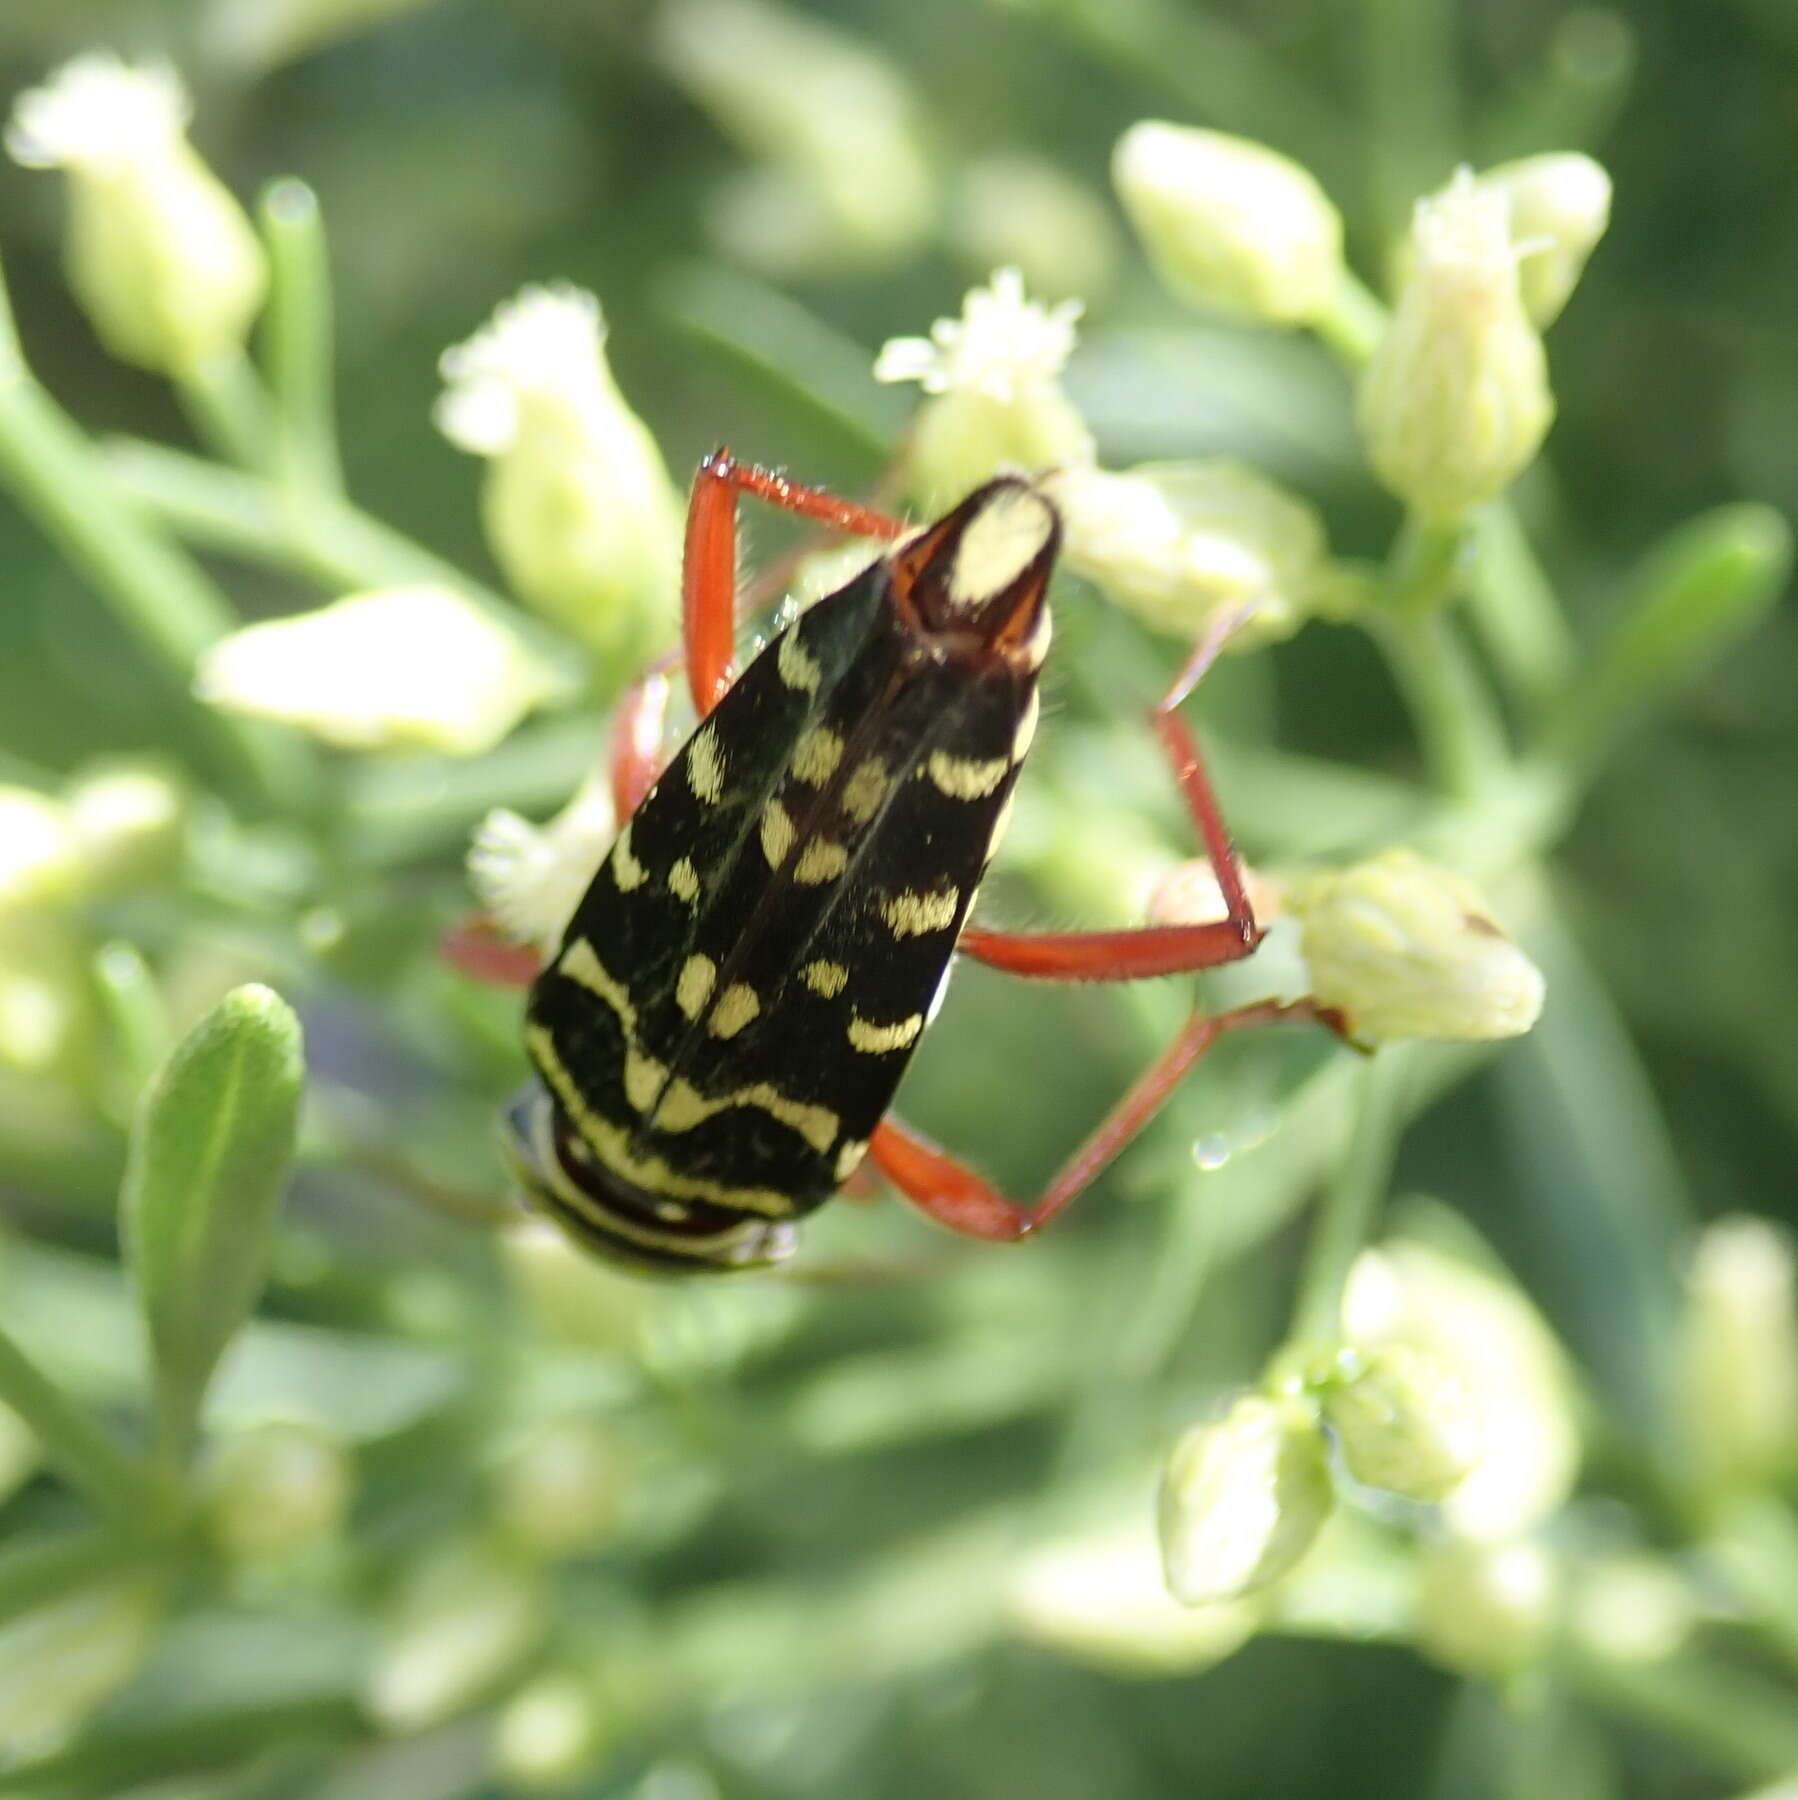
175;346;275;470
1372;604;1510;803
101;436;518;617
0;1321;177;1527
0;1530;165;1627
0;1698;363;1794
259;177;342;498
0;258;310;816
1313;270;1388;369
1467;505;1578;712
1289;1046;1410;1345
1566;1644;1798;1783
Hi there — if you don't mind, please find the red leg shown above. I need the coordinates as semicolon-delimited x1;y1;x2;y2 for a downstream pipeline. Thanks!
959;605;1262;981
870;999;1327;1241
682;448;907;717
609;670;672;820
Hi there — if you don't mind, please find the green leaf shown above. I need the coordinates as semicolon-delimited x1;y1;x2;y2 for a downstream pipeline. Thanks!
1553;501;1792;767
120;984;304;1466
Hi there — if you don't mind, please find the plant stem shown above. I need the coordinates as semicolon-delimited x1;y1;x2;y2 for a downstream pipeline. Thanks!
0;1529;163;1628
1313;270;1388;369
1372;604;1510;803
175;346;274;470
259;177;342;498
0;1321;176;1528
1565;1644;1798;1783
1467;504;1577;712
1289;1046;1411;1345
0;256;311;816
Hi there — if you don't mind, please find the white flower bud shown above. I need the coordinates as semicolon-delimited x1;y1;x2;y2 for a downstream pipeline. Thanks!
493;1673;611;1792
469;770;615;955
1477;153;1611;328
1346;1241;1579;1539
1417;1537;1557;1678
1291;849;1545;1045
1112;122;1345;326
1158;1395;1333;1605
1678;1215;1798;1492
951;155;1120;302
63;760;186;892
500;1220;654;1355
206;1421;353;1563
0;920;90;1078
655;0;931;272
0;1576;161;1757
6;53;266;374
494;1419;624;1561
368;1543;548;1733
0;789;82;916
1322;1344;1482;1503
437;286;682;664
1570;1555;1696;1664
1045;459;1329;649
195;585;554;755
875;267;1094;510
1359;170;1554;519
1010;1524;1262;1675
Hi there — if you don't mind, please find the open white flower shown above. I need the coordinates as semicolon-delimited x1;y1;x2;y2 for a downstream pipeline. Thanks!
6;52;266;373
195;586;554;756
468;771;615;954
875;269;1094;510
437;286;681;666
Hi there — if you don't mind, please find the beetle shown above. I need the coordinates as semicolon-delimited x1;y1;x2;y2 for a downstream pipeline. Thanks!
476;451;1325;1273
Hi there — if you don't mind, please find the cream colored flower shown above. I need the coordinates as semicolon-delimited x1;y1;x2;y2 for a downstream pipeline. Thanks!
1112;122;1345;326
6;52;265;373
437;286;681;666
876;268;1094;509
467;769;615;954
196;586;554;755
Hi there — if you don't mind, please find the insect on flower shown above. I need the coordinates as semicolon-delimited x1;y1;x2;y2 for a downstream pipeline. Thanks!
455;452;1330;1273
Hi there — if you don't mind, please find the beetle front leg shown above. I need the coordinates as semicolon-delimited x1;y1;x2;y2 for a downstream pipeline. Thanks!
959;606;1264;982
870;999;1327;1240
683;448;907;717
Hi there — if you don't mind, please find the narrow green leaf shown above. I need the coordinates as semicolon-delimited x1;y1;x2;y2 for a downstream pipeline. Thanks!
121;984;304;1466
1553;502;1792;767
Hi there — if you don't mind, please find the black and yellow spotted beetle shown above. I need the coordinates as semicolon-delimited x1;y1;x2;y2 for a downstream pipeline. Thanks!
459;452;1327;1273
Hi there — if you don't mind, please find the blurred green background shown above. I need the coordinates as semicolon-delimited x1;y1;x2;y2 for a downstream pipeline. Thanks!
0;1;1795;1797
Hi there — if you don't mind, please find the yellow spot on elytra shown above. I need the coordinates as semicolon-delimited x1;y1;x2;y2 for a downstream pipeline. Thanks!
882;887;960;938
986;790;1016;863
802;959;849;998
840;757;890;823
675;954;716;1019
926;748;1009;799
760;798;795;868
709;983;761;1039
687;723;725;803
794;837;849;884
611;820;647;890
791;725;843;785
669;857;700;903
653;1073;838;1155
1012;685;1040;762
623;1048;667;1112
835;1138;868;1181
526;1023;802;1216
558;939;638;1033
777;627;821;693
847;1012;924;1054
